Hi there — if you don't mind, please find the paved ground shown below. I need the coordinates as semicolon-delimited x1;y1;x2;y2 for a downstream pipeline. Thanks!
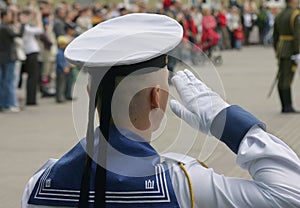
1;45;300;207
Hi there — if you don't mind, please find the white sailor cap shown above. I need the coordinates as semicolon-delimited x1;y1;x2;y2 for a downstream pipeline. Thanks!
64;13;183;68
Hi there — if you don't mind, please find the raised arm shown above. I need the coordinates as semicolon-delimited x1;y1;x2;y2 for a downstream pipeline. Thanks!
170;69;300;208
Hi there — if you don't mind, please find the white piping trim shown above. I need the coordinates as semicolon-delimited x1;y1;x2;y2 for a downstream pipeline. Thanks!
33;164;171;203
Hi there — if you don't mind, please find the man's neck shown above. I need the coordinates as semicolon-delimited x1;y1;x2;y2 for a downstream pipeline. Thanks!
114;122;152;143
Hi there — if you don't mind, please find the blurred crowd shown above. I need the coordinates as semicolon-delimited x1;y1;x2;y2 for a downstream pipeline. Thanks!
0;0;277;113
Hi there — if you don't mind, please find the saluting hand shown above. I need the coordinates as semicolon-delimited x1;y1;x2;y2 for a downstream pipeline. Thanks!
170;69;229;135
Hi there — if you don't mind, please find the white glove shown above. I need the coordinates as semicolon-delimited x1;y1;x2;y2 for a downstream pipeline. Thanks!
291;54;300;62
170;69;229;134
291;54;300;74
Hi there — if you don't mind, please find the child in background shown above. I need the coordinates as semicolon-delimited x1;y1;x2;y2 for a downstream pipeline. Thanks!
234;23;245;50
55;36;71;103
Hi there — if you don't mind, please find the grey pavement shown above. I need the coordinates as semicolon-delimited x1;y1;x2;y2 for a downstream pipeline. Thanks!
1;45;300;207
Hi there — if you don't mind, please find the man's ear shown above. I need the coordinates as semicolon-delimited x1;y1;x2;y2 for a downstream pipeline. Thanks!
150;85;160;109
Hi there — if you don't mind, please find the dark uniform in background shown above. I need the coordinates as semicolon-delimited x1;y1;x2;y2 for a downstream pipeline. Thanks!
273;0;300;113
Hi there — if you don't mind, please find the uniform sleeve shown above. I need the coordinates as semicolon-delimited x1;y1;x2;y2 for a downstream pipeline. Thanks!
293;14;300;53
170;106;300;208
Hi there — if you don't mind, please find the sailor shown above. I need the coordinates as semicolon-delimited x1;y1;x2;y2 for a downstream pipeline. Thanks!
22;13;300;208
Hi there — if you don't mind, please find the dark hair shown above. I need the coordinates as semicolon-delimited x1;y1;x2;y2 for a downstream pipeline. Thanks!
119;7;127;13
0;8;14;20
66;22;76;30
21;9;31;16
0;9;7;19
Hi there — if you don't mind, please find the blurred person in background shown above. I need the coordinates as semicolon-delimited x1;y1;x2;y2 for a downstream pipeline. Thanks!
234;22;245;49
227;6;241;49
76;7;92;34
182;6;198;63
190;6;203;50
119;6;129;16
39;1;57;97
0;8;24;112
53;5;66;37
265;7;275;46
242;1;258;45
216;7;231;49
65;7;79;29
69;2;81;24
135;1;148;13
11;5;26;108
20;7;43;106
168;0;182;19
257;3;269;46
163;0;172;10
91;7;105;26
211;0;222;12
201;6;219;55
55;35;71;103
108;3;121;18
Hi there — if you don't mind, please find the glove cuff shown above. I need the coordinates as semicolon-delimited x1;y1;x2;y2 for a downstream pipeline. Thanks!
210;105;266;154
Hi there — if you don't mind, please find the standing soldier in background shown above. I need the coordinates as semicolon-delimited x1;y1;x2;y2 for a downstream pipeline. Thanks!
273;0;300;113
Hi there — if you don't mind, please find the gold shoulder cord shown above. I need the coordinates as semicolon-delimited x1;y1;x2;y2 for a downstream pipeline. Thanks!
179;162;195;208
197;160;209;169
179;160;209;208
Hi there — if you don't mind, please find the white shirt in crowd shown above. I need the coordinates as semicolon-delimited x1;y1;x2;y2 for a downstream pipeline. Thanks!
22;24;43;55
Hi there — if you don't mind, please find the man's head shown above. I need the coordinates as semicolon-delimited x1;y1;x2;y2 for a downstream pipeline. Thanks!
19;9;31;24
57;35;71;49
0;8;13;23
65;13;183;141
66;22;76;36
127;67;169;133
92;65;169;141
55;5;66;19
